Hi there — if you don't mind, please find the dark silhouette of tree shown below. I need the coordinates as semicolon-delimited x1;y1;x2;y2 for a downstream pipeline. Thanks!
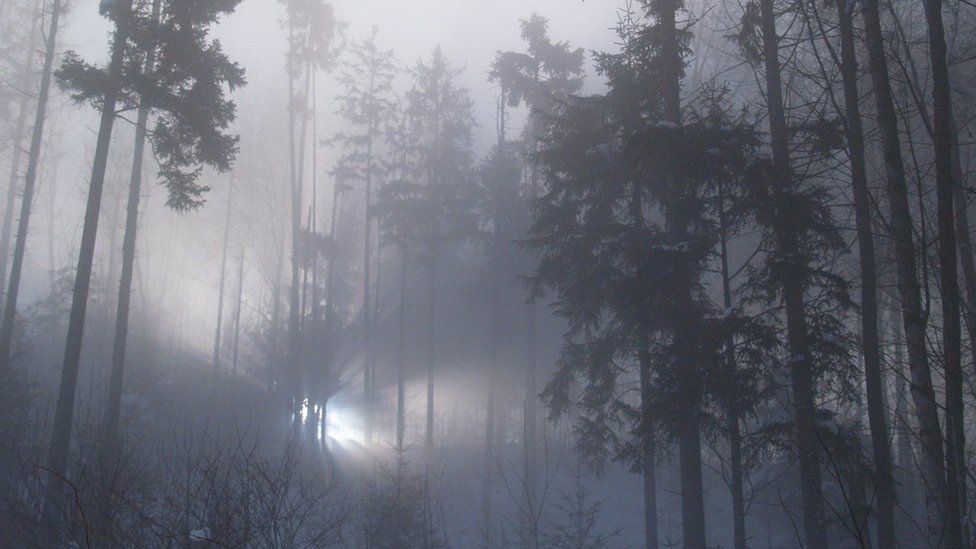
39;0;137;531
39;0;244;533
281;0;340;428
858;0;958;541
529;6;764;547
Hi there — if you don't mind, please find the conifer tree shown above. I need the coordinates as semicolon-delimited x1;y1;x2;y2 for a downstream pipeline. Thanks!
282;0;339;426
530;5;763;546
491;19;583;541
405;47;476;452
331;27;397;444
39;0;136;530
40;0;244;530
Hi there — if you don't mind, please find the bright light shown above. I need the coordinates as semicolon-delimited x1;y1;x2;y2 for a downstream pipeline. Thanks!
324;403;363;447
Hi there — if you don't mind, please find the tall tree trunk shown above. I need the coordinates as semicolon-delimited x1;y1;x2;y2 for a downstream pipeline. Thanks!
484;317;497;549
523;96;541;549
923;0;967;542
718;189;747;549
396;247;407;453
953;124;976;379
0;0;61;371
362;133;374;445
860;0;955;543
323;182;340;337
99;0;162;508
631;139;659;549
212;183;233;372
425;259;435;453
523;299;539;548
286;18;304;428
835;1;896;543
0;5;40;317
269;249;283;395
758;0;826;546
657;0;706;542
232;249;245;376
41;0;135;529
639;341;659;549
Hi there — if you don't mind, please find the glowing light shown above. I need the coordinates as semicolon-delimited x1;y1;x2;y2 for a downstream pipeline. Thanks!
324;404;363;447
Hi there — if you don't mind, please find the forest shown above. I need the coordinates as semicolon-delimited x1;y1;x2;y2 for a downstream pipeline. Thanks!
0;0;973;546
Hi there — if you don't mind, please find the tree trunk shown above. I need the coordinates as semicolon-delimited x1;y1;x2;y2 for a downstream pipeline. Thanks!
212;183;233;372
41;0;135;530
758;0;826;546
834;1;896;544
0;6;40;317
718;189;747;549
99;0;162;510
232;249;245;376
923;0;967;542
396;247;407;453
0;0;61;371
425;259;435;453
657;0;706;543
860;0;955;543
639;342;659;549
523;299;539;548
286;20;304;429
953;125;976;380
362;136;374;445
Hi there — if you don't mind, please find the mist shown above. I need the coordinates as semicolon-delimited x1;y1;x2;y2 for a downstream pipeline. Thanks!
0;0;973;547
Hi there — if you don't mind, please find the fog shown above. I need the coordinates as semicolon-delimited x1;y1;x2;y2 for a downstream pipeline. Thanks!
0;0;974;547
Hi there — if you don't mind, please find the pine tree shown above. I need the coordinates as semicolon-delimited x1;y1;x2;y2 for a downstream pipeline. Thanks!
490;18;584;543
40;0;244;532
330;27;397;445
281;0;340;428
39;0;136;531
530;6;763;547
405;47;476;453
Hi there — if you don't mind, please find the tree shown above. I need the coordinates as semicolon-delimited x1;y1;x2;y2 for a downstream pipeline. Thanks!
39;0;136;530
62;0;244;463
543;459;620;549
404;46;476;453
41;0;245;531
0;0;63;371
0;0;41;317
490;16;584;544
859;0;959;541
330;27;397;444
213;181;234;373
375;103;420;454
922;0;967;535
281;0;340;427
530;6;763;547
824;0;895;541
